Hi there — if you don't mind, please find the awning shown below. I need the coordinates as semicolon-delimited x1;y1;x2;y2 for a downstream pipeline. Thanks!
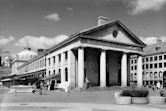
1;78;12;82
14;73;35;79
42;73;60;81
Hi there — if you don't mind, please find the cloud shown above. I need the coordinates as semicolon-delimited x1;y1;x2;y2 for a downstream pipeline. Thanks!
44;13;60;21
139;36;166;45
0;36;15;46
15;35;68;49
125;0;166;15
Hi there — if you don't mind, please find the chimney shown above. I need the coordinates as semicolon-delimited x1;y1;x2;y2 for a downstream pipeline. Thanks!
98;16;108;26
37;49;45;55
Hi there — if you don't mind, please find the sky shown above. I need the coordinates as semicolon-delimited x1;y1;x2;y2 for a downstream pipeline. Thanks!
0;0;166;55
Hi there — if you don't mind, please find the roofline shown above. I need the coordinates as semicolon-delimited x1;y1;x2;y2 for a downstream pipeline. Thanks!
17;19;146;69
80;35;144;48
75;20;146;48
17;54;45;69
116;21;146;48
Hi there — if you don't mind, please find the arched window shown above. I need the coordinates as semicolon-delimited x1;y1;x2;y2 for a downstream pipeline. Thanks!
49;71;51;76
58;69;61;74
146;72;149;78
159;71;162;78
65;67;68;81
53;70;55;75
154;72;158;78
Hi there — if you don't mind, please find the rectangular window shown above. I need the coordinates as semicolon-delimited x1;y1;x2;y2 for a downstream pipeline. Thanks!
146;57;149;62
65;51;68;60
164;55;166;60
159;55;162;60
146;64;149;69
150;57;153;62
142;65;144;69
135;66;137;70
154;56;158;61
164;62;166;67
135;59;137;64
159;63;162;68
150;64;153;69
154;63;157;68
142;58;144;63
131;66;133;70
48;58;51;65
131;60;133;64
58;54;61;62
45;58;46;66
53;56;55;64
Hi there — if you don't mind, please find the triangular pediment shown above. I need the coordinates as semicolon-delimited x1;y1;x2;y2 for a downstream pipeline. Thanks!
79;21;145;47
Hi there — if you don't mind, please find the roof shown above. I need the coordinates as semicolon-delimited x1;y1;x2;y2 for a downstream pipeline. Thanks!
75;20;146;47
143;41;166;56
18;53;45;69
46;20;146;54
18;19;146;69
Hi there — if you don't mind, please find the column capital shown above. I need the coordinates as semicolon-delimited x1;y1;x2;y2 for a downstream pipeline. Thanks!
78;46;85;50
122;51;128;54
100;48;107;52
137;53;143;57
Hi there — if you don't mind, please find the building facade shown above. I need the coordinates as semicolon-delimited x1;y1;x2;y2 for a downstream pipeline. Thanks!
130;41;166;88
2;17;146;89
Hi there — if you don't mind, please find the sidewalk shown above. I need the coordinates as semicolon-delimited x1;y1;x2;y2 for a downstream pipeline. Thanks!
0;87;166;111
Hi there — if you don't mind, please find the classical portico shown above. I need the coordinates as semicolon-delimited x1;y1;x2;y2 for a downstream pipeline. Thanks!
75;46;144;88
60;17;146;89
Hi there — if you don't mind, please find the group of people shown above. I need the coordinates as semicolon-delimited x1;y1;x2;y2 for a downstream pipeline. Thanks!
32;80;47;95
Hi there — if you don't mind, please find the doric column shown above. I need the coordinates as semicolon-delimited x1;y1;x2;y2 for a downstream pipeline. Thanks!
137;55;143;87
68;50;71;83
121;52;127;87
61;52;65;83
100;49;106;87
78;47;84;88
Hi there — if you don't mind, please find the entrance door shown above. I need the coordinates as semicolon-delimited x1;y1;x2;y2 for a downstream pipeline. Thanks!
50;80;55;90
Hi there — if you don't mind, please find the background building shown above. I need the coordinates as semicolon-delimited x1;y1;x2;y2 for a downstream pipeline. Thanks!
130;40;166;88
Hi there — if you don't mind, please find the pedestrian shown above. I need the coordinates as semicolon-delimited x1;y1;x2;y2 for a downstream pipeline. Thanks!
39;81;44;95
32;83;36;93
43;81;47;95
85;77;90;91
157;81;161;89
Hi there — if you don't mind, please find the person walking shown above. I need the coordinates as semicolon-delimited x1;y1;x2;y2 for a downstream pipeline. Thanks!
39;81;44;95
157;81;161;89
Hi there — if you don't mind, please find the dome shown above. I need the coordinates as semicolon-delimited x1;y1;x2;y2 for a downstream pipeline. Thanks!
17;48;37;60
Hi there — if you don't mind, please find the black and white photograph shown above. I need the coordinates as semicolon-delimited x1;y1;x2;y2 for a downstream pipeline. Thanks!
0;0;166;111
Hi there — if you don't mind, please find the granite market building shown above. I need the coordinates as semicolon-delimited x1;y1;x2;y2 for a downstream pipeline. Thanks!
1;17;146;89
